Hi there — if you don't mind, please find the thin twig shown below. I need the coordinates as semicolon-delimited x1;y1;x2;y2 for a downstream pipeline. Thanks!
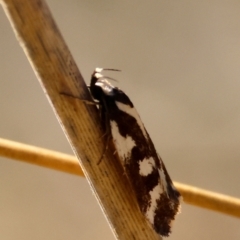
0;138;84;176
174;182;240;218
1;137;240;219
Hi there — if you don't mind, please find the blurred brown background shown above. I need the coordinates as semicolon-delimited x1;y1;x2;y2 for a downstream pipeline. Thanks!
1;1;240;239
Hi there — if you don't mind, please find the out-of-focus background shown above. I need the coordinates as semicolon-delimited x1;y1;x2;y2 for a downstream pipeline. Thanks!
1;1;240;239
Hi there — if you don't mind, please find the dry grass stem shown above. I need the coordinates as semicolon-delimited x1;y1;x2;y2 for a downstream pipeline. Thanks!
1;0;162;239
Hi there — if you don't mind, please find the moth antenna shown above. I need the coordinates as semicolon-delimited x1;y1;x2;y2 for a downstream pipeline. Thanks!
98;76;118;83
102;68;121;72
94;68;121;73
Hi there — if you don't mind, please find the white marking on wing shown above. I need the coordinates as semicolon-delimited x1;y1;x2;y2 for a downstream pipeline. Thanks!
145;183;163;224
115;101;148;139
139;157;156;176
110;120;135;163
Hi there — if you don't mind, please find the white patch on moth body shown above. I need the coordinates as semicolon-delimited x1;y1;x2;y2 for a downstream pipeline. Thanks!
95;78;115;96
145;183;163;224
115;101;148;139
95;72;103;79
110;120;135;163
139;157;156;176
95;67;103;73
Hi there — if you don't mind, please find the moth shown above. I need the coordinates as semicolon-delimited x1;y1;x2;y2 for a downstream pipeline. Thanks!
89;68;181;236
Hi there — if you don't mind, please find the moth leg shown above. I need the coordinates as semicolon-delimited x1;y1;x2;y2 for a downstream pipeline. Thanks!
60;91;99;105
97;97;112;164
82;100;99;105
97;132;112;165
61;91;111;164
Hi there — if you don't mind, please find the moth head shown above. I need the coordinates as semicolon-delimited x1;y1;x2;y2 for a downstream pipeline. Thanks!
91;68;120;87
90;68;121;100
95;67;103;73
